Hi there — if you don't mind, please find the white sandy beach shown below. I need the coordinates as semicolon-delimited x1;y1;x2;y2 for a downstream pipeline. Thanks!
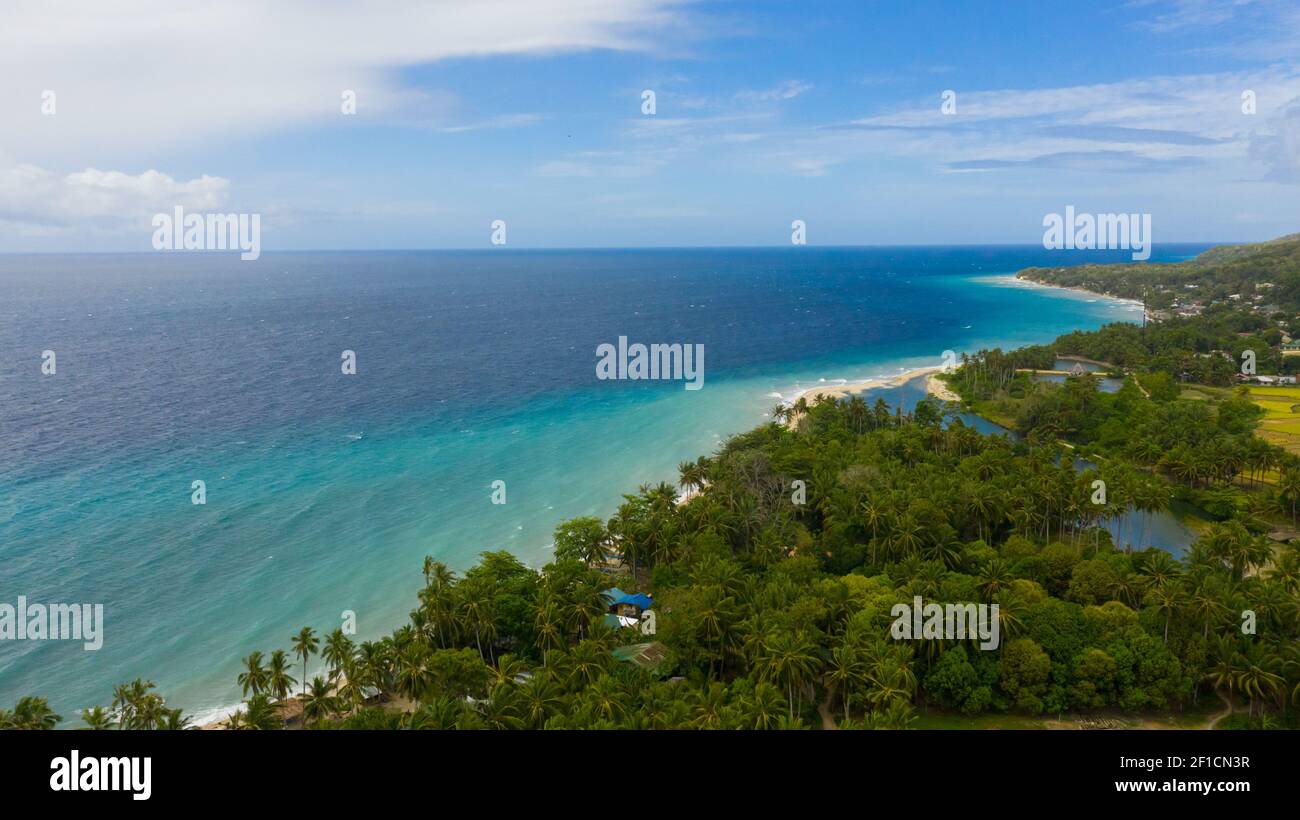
780;365;961;428
791;365;946;405
976;274;1146;311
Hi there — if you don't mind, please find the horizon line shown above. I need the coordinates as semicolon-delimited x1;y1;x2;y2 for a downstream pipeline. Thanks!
0;240;1230;257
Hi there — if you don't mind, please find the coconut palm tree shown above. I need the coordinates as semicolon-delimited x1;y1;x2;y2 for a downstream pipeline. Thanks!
79;705;113;730
237;650;270;698
0;696;62;730
690;681;729;729
290;626;320;698
230;694;278;730
1236;641;1284;719
977;558;1010;603
1278;468;1300;526
321;628;355;682
827;642;868;722
756;629;821;720
518;677;565;729
267;649;297;701
534;600;566;661
395;643;434;702
300;677;340;727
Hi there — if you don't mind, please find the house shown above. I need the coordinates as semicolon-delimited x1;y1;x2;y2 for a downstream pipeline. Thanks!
1282;343;1300;357
603;587;653;619
589;546;629;575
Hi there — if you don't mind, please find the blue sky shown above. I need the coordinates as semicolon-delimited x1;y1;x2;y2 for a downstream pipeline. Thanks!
2;0;1299;251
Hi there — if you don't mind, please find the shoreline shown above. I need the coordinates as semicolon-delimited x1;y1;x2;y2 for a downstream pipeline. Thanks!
773;268;1142;424
50;265;1137;726
789;364;947;406
783;365;955;428
978;273;1145;311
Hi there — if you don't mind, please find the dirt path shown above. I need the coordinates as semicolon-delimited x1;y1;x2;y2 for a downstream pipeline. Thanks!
1205;691;1235;730
817;696;839;730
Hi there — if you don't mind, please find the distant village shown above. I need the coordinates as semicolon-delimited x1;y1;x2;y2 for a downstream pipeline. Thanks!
1139;280;1299;385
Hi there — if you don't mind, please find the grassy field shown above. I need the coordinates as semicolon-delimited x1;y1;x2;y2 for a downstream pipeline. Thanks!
1245;386;1300;455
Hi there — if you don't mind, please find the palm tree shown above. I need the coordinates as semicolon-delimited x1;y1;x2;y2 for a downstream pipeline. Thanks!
695;586;739;676
1236;641;1283;719
827;643;868;722
111;679;168;730
232;693;280;730
744;682;787;730
267;649;297;700
678;459;706;494
689;681;729;729
79;705;113;730
1278;468;1300;526
321;628;355;682
567;640;610;689
977;558;1010;603
756;629;821;720
490;654;528;693
1146;582;1184;644
291;626;320;698
237;650;270;698
457;578;499;662
1187;578;1229;639
0;696;62;729
335;658;369;714
358;640;394;696
534;601;566;661
866;663;914;709
395;643;434;702
300;676;340;727
565;583;607;642
519;677;564;729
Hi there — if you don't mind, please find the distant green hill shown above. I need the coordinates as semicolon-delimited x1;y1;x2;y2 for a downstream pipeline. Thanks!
1018;232;1300;310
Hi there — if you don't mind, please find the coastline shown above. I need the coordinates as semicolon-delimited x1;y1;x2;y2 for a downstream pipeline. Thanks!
772;268;1144;427
977;273;1145;310
782;365;959;429
790;364;947;406
13;254;1147;726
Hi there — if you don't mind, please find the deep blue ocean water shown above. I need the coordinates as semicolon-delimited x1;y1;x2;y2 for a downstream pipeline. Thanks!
0;245;1207;721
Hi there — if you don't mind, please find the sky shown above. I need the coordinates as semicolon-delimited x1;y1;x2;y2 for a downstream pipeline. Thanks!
2;0;1299;252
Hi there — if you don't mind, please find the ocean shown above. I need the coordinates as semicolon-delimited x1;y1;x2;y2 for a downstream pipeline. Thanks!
0;244;1205;721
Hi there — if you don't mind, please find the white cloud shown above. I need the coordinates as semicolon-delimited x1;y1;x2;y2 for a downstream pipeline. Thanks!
439;113;545;134
0;0;695;245
0;165;228;235
829;67;1300;177
736;80;812;103
0;0;696;160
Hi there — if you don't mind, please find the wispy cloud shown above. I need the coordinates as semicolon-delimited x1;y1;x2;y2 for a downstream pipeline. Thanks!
735;80;812;103
0;0;699;160
439;113;545;134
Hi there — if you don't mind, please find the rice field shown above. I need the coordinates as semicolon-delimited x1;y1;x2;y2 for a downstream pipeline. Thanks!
1246;386;1300;455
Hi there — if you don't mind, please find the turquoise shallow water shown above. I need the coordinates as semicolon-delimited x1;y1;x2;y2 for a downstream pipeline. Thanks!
0;246;1201;721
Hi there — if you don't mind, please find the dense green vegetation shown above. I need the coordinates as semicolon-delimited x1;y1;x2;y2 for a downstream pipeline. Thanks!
6;391;1297;730
1021;233;1300;307
1015;234;1300;381
5;235;1300;731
